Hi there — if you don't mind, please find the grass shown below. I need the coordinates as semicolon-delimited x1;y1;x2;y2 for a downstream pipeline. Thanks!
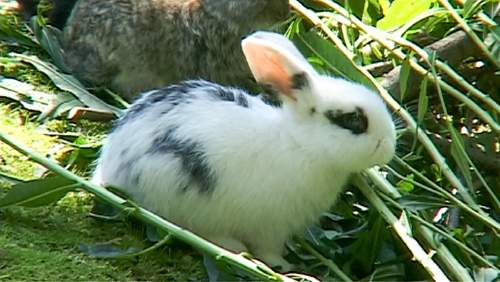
0;104;206;281
1;0;499;281
0;203;205;281
0;9;206;280
0;104;55;179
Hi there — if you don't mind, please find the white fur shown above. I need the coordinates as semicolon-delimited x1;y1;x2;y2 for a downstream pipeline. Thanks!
92;32;396;270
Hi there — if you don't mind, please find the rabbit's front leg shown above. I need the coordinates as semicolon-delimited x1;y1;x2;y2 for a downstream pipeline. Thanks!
249;233;293;272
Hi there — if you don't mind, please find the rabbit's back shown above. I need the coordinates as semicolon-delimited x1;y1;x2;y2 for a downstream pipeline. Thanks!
63;0;184;97
94;81;346;245
61;0;286;100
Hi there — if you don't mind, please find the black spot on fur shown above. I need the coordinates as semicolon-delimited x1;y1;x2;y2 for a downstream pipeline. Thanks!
112;81;198;131
212;87;235;102
291;72;308;90
132;174;140;186
235;94;249;108
116;159;134;181
148;127;216;193
324;107;368;135
206;83;252;108
259;84;282;107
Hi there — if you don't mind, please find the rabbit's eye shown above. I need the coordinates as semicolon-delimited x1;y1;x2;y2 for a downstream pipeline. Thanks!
324;107;368;135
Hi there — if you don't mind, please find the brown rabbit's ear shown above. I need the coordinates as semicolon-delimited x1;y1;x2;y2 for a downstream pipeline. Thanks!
242;32;316;100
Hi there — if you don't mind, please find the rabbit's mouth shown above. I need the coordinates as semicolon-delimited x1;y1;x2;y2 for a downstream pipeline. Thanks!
371;138;396;165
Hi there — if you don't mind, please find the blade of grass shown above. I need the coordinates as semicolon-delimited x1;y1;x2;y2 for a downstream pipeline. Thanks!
367;169;487;280
377;192;497;270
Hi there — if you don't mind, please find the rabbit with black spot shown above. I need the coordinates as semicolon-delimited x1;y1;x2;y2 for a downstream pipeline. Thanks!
93;32;397;271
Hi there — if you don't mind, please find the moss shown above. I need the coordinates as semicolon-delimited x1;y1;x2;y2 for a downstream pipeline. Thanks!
0;103;205;280
0;104;57;180
0;204;205;281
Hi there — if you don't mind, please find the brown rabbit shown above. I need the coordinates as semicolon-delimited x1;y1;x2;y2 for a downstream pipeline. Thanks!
18;0;290;101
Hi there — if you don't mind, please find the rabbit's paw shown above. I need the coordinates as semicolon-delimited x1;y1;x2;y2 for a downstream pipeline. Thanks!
257;253;293;272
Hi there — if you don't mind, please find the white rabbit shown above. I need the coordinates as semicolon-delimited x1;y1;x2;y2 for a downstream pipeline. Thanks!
92;31;396;271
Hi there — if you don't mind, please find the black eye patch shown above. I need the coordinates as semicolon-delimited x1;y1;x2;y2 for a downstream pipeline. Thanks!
324;107;368;135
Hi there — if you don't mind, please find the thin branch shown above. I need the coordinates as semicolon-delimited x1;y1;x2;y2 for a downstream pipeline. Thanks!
289;0;500;227
377;192;497;270
313;0;500;132
438;0;500;70
353;175;451;282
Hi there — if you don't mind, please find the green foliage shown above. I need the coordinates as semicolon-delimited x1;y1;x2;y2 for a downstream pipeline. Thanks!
290;24;374;88
0;176;78;207
377;0;435;30
1;0;499;281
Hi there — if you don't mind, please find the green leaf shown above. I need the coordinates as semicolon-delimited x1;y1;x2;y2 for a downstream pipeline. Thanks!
449;127;475;192
463;0;488;19
364;264;405;281
32;18;71;73
0;15;38;48
292;26;375;89
397;179;414;193
0;76;56;113
417;76;429;125
0;172;25;185
0;76;86;121
352;216;387;273
377;0;434;30
397;195;451;211
10;53;123;117
0;176;79;207
399;55;412;102
345;0;366;20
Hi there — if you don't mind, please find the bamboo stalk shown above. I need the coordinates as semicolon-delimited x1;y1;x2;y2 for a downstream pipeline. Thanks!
377;192;497;270
365;171;480;280
438;0;500;70
289;0;500;231
312;0;500;131
352;175;451;282
0;131;298;282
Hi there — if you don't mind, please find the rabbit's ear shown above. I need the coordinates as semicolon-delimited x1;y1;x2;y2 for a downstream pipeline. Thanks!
242;32;316;100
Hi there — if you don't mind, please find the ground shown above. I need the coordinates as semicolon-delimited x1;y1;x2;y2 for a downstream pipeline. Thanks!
0;105;206;281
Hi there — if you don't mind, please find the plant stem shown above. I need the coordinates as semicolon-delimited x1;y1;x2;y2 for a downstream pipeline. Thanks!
438;0;500;70
378;192;497;270
367;170;493;279
0;131;298;282
417;226;474;281
297;238;353;282
353;174;451;282
290;0;500;229
313;0;500;131
369;166;500;232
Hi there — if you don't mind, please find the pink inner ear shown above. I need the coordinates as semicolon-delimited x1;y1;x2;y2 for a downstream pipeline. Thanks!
243;44;296;100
